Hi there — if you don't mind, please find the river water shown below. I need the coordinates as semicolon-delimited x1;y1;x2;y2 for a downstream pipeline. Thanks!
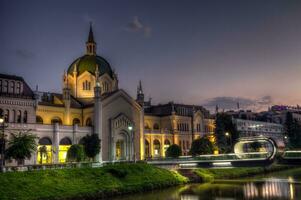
111;168;301;200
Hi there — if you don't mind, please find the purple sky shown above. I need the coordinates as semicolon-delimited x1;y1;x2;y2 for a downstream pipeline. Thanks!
1;0;301;112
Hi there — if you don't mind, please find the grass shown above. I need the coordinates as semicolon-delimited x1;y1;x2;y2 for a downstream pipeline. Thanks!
0;163;188;200
194;165;294;183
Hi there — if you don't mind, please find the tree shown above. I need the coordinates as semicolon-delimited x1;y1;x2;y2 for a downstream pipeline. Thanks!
189;137;214;156
66;144;85;162
165;144;182;158
38;145;48;164
285;112;301;149
81;134;100;161
5;132;37;165
214;113;239;153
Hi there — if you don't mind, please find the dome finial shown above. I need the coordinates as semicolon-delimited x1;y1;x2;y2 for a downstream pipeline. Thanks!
86;23;96;55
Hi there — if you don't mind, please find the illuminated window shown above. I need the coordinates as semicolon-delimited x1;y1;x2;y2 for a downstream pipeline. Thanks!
59;137;72;163
153;139;161;157
37;137;52;164
82;80;91;90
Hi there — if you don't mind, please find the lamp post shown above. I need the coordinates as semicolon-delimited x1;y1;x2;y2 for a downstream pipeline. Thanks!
0;117;5;172
225;132;232;148
128;125;135;163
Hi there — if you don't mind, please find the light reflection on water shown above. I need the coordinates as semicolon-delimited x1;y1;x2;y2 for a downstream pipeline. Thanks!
111;169;301;200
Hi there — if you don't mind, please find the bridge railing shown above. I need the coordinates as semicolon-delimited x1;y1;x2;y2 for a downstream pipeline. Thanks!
147;152;272;163
282;150;301;159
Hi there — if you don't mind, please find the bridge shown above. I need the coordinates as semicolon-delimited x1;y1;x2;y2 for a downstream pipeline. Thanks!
147;137;301;168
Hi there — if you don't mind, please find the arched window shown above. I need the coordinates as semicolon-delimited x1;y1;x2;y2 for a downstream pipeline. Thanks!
3;80;8;93
10;81;15;94
86;117;92;126
164;139;171;155
38;137;52;164
4;109;9;122
72;118;80;126
16;82;21;94
144;123;150;130
23;111;28;123
59;137;72;145
153;123;160;130
153;139;161;157
17;110;22;123
51;117;62;125
83;80;91;90
36;116;43;124
39;137;52;145
12;110;16;123
145;140;150;158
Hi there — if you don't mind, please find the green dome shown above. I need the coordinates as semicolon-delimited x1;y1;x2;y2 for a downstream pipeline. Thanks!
67;55;113;78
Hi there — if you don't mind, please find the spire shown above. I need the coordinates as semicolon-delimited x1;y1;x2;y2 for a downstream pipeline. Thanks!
137;80;143;94
87;22;95;43
86;22;97;55
136;80;144;106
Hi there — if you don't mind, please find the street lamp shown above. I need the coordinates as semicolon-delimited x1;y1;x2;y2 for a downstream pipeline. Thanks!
225;132;232;149
128;125;135;162
0;115;5;172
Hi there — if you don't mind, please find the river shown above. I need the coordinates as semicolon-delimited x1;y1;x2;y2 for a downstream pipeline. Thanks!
111;168;301;200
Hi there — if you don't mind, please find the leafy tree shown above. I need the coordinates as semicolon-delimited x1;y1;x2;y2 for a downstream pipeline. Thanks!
189;137;214;156
81;134;100;161
5;132;37;165
214;113;239;153
285;112;301;149
66;144;85;162
165;144;182;158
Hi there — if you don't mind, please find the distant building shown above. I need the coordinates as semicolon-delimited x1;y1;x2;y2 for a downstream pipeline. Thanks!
233;118;285;148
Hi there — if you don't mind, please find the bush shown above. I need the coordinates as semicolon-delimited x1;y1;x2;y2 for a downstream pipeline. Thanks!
165;144;182;158
81;134;101;161
190;137;214;156
66;144;85;162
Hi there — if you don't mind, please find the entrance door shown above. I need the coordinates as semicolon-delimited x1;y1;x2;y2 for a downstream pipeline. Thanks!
116;140;124;160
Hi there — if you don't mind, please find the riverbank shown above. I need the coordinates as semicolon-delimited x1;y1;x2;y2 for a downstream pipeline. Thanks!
0;163;188;200
194;164;295;183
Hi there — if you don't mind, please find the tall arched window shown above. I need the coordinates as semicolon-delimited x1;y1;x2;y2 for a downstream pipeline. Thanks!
10;81;15;94
153;139;161;157
145;140;150;158
4;109;9;122
23;111;28;123
82;80;91;90
3;80;8;93
12;110;16;123
16;82;21;94
17;110;22;123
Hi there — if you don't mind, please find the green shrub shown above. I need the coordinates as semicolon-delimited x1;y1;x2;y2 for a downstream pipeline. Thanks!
190;137;214;156
166;144;182;158
66;144;85;162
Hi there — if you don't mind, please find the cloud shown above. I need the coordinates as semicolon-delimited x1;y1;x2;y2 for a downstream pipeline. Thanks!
125;16;152;37
15;49;35;60
202;95;274;112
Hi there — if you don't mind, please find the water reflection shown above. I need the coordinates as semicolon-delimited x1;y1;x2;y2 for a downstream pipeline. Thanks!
243;178;295;199
112;170;301;200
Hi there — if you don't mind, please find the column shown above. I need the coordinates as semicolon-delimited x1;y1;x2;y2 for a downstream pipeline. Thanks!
53;123;60;163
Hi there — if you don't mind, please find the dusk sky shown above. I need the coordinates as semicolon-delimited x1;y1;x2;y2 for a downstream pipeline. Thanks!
1;0;301;112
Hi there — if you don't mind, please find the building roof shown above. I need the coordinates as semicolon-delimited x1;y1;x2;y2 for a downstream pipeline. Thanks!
145;102;210;117
67;55;113;78
0;73;34;99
